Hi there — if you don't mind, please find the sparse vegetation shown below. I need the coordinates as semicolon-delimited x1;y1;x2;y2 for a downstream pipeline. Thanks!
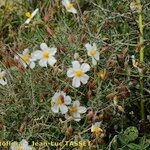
0;0;150;150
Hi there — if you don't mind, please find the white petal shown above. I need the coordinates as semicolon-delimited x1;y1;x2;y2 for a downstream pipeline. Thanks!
25;18;31;24
78;106;87;114
92;57;97;65
93;43;97;50
72;61;80;69
94;51;100;60
131;55;135;59
85;43;92;51
20;139;28;147
94;122;101;127
40;43;48;50
65;96;71;105
69;8;77;14
39;59;47;67
23;48;29;55
73;100;80;107
72;77;81;88
67;68;75;77
52;92;60;102
62;0;69;6
26;146;33;150
29;62;35;69
31;8;39;18
64;113;72;121
81;63;90;72
80;74;89;84
10;142;19;150
60;105;68;114
48;57;57;66
31;50;43;60
51;104;59;113
60;91;66;97
49;48;57;55
73;113;81;122
0;79;7;85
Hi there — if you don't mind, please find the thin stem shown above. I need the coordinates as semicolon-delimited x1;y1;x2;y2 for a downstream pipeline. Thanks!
136;0;145;120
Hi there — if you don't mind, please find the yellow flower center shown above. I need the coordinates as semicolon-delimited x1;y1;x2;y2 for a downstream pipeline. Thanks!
97;69;107;80
57;95;65;105
66;3;73;11
22;54;30;63
17;146;23;150
93;127;102;134
25;12;32;19
89;49;96;56
75;69;84;77
43;51;50;58
70;106;77;113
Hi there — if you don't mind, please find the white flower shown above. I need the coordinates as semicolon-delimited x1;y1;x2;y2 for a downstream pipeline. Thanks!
85;43;100;65
25;8;39;24
32;43;57;67
91;122;103;135
131;55;142;74
51;91;71;114
67;61;90;88
67;100;87;122
130;2;137;12
0;68;7;86
15;49;35;69
62;0;77;14
131;55;137;68
10;139;35;150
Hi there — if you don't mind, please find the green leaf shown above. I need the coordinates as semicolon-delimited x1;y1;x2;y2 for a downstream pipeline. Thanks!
142;143;150;149
118;133;130;145
123;126;139;142
127;143;141;150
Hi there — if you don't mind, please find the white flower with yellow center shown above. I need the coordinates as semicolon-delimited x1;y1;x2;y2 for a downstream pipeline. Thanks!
91;122;103;135
15;49;35;69
85;43;100;65
51;91;71;114
32;43;57;67
10;139;35;150
67;100;87;122
0;68;7;86
62;0;77;14
67;61;90;88
25;8;39;24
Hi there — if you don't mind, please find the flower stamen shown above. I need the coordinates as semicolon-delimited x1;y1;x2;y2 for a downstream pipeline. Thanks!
57;95;65;105
17;146;23;150
43;51;50;58
21;54;30;63
93;127;103;135
89;49;96;56
70;106;77;113
25;12;32;19
75;69;84;77
66;3;73;11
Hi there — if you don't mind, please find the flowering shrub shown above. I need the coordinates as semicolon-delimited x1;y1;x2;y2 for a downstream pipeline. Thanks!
0;0;150;149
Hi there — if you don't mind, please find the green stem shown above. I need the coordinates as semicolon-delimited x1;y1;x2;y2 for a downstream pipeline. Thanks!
136;0;145;120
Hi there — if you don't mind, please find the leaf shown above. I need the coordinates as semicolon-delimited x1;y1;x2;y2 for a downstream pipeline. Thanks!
127;143;141;149
142;143;150;149
118;133;130;145
123;126;139;142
